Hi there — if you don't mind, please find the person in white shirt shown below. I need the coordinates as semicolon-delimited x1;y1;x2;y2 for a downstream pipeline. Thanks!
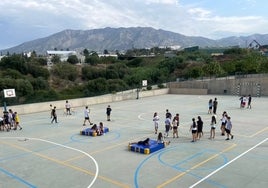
83;106;93;126
153;112;160;134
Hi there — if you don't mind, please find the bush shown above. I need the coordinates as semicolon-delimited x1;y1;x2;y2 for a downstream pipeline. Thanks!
157;84;165;88
147;85;152;90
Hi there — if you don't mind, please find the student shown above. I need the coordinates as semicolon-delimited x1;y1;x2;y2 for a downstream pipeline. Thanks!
213;98;218;114
208;99;213;114
130;138;150;146
50;104;53;118
65;100;71;115
164;115;172;137
220;111;227;136
157;132;170;145
172;114;179;138
209;115;217;139
13;112;22;130
106;105;112;121
225;116;234;140
51;106;58;124
153;112;160;134
197;116;203;140
190;118;197;142
83;106;93;126
247;94;252;109
97;122;104;136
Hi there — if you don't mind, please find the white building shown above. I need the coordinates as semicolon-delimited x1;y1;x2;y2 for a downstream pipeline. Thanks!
46;50;77;62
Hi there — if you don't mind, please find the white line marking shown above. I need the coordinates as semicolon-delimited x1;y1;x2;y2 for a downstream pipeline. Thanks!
189;137;268;188
0;137;98;188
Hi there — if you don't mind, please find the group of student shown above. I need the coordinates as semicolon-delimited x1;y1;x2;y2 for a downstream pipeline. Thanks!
0;109;22;132
239;95;252;109
90;122;106;136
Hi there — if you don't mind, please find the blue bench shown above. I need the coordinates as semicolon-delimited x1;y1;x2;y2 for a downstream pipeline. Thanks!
80;127;109;137
128;139;165;154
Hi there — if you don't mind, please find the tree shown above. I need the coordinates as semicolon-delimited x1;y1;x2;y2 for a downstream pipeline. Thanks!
83;49;89;57
51;55;61;64
67;55;79;64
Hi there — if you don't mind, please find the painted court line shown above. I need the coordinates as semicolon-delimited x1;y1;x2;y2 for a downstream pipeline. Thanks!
0;137;99;188
189;137;268;188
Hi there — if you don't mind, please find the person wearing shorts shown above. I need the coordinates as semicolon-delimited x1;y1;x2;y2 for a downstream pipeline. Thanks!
225;116;234;140
83;106;93;126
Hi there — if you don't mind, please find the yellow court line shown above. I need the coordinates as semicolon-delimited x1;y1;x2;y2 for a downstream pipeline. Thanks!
156;143;237;188
249;127;268;137
1;141;130;188
235;126;268;138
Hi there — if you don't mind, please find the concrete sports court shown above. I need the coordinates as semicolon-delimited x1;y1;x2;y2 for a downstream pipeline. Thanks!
1;94;267;188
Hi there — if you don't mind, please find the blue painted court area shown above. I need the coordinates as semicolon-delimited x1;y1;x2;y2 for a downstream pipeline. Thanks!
1;94;267;188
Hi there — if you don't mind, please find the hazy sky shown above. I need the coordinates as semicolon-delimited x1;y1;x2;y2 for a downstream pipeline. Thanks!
0;0;267;49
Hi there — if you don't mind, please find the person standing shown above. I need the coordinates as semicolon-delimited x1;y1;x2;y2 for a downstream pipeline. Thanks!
209;115;217;139
153;112;160;134
164;115;172;137
225;116;234;140
51;106;58;124
190;118;197;142
106;105;112;121
247;94;252;109
65;100;71;115
208;99;213;114
165;109;172;119
14;112;22;130
197;116;203;140
220;111;227;136
172;113;179;138
83;106;93;126
50;104;53;118
213;98;218;114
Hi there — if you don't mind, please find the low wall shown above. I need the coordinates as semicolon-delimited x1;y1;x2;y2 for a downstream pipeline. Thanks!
169;74;268;97
3;88;169;115
169;88;207;95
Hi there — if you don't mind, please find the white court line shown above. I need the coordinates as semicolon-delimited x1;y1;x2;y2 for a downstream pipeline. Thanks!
0;137;99;188
189;137;268;188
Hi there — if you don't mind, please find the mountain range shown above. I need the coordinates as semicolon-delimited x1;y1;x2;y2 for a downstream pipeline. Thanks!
1;27;268;55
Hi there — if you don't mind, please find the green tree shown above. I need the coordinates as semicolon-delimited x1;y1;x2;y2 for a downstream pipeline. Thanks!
52;63;78;81
67;55;79;64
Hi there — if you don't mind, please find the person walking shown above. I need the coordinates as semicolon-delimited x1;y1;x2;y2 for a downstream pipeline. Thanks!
83;106;93;126
153;112;160;134
106;105;112;121
225;116;234;140
14;112;22;130
51;106;58;124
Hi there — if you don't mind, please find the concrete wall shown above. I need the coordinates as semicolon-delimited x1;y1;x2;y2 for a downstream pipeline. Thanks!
3;88;169;115
169;74;268;97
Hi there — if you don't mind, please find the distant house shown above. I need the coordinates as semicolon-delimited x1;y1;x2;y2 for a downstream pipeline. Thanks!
46;50;77;62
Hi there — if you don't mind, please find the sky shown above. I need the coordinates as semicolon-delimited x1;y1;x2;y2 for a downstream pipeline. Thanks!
0;0;268;50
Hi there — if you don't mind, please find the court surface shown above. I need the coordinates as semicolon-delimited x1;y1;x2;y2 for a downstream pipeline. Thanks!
1;94;267;188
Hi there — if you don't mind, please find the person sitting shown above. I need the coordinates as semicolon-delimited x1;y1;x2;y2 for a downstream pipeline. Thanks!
157;132;170;145
97;122;104;136
90;124;98;132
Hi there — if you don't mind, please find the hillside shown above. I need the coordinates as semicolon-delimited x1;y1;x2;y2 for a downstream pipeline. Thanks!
2;27;268;55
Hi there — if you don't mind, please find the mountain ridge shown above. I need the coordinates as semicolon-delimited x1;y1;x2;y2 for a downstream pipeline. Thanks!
1;27;268;54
